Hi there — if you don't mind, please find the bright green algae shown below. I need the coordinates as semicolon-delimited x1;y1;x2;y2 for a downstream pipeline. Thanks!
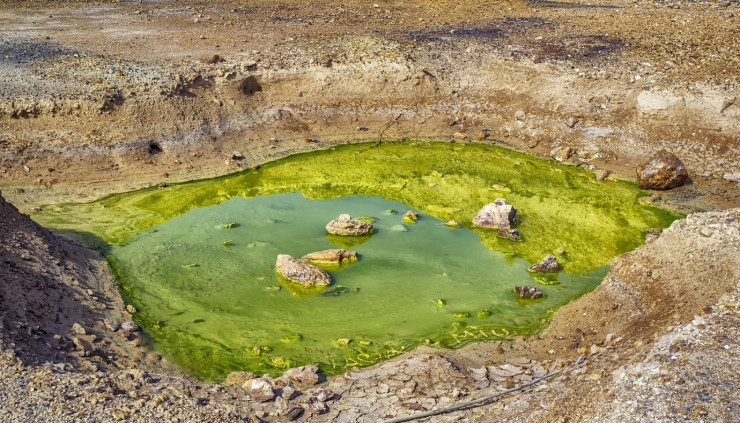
32;141;681;380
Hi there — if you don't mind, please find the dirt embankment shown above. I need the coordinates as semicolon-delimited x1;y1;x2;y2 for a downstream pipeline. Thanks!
1;0;738;212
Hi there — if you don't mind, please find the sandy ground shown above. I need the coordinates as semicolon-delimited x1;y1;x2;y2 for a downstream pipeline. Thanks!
1;0;739;421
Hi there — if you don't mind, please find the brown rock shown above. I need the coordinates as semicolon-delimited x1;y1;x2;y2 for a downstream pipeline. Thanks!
224;371;256;386
284;365;320;386
514;286;545;299
325;214;375;236
276;255;331;286
243;378;275;402
497;227;520;239
473;198;517;229
403;210;419;223
301;249;358;265
636;150;688;190
528;254;561;272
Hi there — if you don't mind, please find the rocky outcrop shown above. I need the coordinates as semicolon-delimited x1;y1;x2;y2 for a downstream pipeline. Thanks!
528;254;561;272
325;214;375;236
514;286;545;299
275;255;331;286
301;249;358;265
473;198;517;228
636;150;689;190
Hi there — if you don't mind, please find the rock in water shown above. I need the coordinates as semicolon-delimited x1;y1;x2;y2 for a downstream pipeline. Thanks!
325;214;375;236
276;255;331;286
636;150;688;190
403;210;419;223
473;198;517;228
514;286;545;299
301;249;358;264
528;254;561;272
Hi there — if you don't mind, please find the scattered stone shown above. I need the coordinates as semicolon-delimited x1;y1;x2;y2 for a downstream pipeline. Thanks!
232;151;245;160
73;337;94;356
301;249;358;265
445;220;459;228
305;396;329;414
158;182;169;188
244;378;275;402
284;365;320;386
224;371;256;386
636;150;689;190
14;188;24;194
594;169;610;180
281;385;298;400
473;198;517;229
551;145;576;162
356;126;369;131
72;322;86;335
283;406;304;421
497;227;520;240
104;319;119;332
645;233;660;243
325;214;375;236
515;110;526;121
514;285;545;299
528;254;561;272
566;117;579;128
403;210;419;223
312;388;335;402
126;304;137;314
117;321;138;338
275;255;331;286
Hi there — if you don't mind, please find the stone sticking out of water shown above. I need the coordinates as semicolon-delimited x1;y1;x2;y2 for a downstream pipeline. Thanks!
325;214;375;236
276;255;331;286
514;286;545;299
528;254;561;272
301;249;357;265
473;198;517;229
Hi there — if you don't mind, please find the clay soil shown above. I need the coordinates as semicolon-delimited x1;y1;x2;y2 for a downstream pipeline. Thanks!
1;0;739;422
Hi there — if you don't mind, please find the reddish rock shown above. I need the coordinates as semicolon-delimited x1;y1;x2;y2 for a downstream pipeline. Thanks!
636;150;688;190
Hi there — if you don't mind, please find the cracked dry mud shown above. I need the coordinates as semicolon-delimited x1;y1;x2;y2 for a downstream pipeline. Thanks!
1;0;739;422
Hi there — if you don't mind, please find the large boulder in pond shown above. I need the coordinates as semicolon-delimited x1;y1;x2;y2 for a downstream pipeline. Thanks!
528;254;561;272
636;150;688;190
473;198;517;228
301;249;358;265
325;214;375;236
276;255;331;286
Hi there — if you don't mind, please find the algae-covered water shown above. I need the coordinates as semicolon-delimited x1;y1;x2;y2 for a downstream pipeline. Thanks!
34;141;680;380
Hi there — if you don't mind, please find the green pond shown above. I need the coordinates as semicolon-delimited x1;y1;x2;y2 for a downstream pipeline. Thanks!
33;141;680;381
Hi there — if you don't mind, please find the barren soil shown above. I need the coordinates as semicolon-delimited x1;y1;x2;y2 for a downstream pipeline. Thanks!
1;0;739;421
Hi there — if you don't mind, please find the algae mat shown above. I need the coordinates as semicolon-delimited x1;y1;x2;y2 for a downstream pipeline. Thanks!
34;141;680;380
